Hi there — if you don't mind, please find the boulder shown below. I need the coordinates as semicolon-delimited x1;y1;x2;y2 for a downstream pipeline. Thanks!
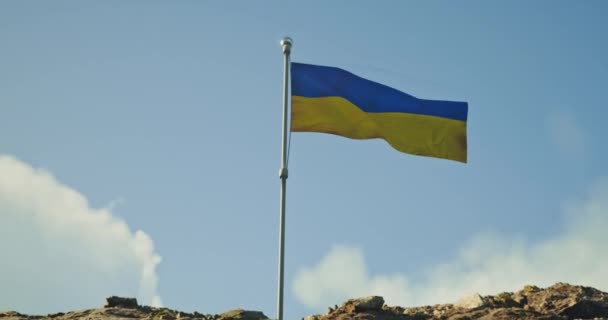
104;296;138;309
348;296;385;312
455;293;487;309
217;308;269;320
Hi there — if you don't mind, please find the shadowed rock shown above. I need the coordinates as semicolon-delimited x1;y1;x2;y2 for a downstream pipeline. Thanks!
105;296;138;309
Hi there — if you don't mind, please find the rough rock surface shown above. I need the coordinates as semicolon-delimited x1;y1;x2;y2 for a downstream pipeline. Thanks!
0;298;270;320
306;283;608;320
2;283;608;320
454;293;486;309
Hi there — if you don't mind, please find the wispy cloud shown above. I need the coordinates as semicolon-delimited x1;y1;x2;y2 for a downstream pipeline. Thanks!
547;110;587;159
293;179;608;310
0;154;162;313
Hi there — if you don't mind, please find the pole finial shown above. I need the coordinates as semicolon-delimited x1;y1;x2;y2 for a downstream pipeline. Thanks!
280;37;293;54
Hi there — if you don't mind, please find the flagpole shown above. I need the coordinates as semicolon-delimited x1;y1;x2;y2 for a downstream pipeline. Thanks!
277;36;292;320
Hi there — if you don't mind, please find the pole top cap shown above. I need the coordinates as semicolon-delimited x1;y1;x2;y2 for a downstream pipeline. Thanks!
280;37;293;53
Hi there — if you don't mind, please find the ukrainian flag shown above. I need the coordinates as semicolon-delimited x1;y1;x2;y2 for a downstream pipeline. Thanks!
290;63;468;163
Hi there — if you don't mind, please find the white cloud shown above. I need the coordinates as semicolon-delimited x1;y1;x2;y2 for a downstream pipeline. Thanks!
0;154;162;313
547;111;587;158
293;180;608;310
293;246;412;308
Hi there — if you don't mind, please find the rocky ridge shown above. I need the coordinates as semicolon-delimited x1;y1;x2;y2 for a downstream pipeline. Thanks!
306;283;608;320
0;296;269;320
2;283;608;320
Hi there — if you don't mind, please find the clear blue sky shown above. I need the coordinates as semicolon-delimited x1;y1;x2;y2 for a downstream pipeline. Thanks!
1;1;607;319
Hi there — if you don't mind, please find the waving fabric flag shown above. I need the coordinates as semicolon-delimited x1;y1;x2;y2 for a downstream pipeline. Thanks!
290;62;468;162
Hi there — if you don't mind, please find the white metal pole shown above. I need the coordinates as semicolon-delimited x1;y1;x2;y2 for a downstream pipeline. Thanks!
277;36;292;320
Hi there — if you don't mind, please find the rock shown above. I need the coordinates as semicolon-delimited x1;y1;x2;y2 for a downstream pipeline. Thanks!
104;296;138;309
481;308;563;320
523;285;541;293
217;308;269;320
348;296;385;312
523;283;608;318
485;292;521;308
561;299;608;319
455;293;487;309
0;311;26;318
